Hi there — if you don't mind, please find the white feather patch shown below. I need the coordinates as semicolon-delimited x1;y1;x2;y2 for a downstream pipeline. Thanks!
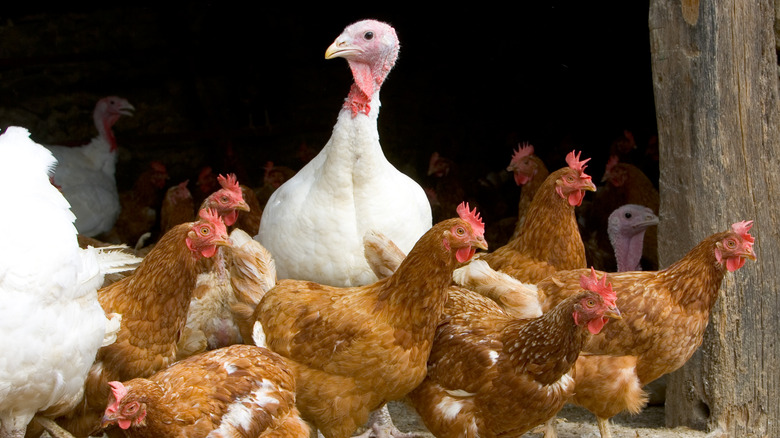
252;321;267;348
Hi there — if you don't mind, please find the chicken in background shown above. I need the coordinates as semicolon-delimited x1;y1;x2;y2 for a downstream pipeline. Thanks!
54;209;231;437
408;269;621;437
44;96;134;238
0;127;139;438
477;150;596;283
506;142;549;240
104;161;169;248
256;19;432;288
582;154;660;272
159;180;194;236
239;203;487;438
101;344;310;437
425;151;468;224
536;221;756;438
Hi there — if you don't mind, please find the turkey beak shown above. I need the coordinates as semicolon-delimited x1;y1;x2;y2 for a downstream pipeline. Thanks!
119;103;135;117
325;39;359;60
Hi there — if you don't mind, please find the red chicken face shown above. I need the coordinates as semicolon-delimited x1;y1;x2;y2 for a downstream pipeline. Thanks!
555;150;596;207
441;202;488;263
572;291;622;335
202;174;250;226
714;220;756;272
507;142;537;185
103;381;147;430
186;208;231;258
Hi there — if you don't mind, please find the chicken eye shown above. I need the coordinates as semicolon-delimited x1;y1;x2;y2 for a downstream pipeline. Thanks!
364;31;374;40
587;299;596;307
565;175;575;183
220;195;229;203
200;227;210;235
624;212;632;219
456;227;466;236
124;403;139;414
727;239;737;248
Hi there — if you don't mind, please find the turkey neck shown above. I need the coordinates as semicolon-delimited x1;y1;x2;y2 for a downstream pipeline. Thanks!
612;230;647;272
315;89;391;185
94;110;120;152
501;293;588;385
653;231;730;311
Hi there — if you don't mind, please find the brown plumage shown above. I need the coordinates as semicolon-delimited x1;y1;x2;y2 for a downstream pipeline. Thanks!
101;344;309;438
105;161;169;247
506;142;550;240
55;210;231;437
536;221;757;437
407;273;620;438
248;205;488;438
479;150;596;283
234;184;263;235
159;180;194;236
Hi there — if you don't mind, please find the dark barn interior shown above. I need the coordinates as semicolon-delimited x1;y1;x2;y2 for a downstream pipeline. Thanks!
0;4;656;234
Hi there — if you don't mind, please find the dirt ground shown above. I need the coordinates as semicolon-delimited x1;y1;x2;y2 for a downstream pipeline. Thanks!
384;400;709;438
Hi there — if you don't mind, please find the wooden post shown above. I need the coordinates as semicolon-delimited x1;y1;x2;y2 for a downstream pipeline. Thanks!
649;0;780;435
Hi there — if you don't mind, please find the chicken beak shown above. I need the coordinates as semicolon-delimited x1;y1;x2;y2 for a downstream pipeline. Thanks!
604;306;622;320
236;200;251;212
101;414;116;429
215;235;232;248
583;179;597;192
473;236;488;252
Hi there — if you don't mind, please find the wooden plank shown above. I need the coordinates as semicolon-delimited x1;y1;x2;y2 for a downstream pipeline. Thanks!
649;0;780;435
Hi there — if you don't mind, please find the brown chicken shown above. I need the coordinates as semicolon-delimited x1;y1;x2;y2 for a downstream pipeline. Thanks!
105;161;169;248
407;268;621;437
100;344;309;438
507;142;549;240
479;150;597;283
159;180;194;236
536;220;757;438
247;203;488;438
55;209;231;437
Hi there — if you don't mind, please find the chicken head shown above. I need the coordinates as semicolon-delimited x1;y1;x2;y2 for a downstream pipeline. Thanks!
442;202;488;263
507;142;538;185
201;174;250;226
714;220;756;272
574;268;621;334
555;150;597;207
186;208;231;258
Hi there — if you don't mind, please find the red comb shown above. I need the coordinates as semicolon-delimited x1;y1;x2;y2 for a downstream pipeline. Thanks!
217;173;241;194
566;150;591;175
199;207;222;225
732;220;755;243
510;142;534;164
579;267;616;307
456;202;484;236
107;381;127;408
